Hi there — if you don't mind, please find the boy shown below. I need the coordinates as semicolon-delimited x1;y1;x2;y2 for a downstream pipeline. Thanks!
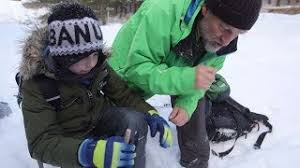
19;3;172;168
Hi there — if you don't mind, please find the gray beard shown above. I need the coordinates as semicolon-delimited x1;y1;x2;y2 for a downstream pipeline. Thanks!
197;18;221;53
202;40;219;53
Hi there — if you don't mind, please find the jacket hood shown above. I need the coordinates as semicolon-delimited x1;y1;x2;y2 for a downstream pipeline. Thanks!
19;27;49;80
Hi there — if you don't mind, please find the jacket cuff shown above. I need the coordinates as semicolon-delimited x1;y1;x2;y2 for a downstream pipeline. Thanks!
174;91;205;118
175;97;197;118
78;138;97;167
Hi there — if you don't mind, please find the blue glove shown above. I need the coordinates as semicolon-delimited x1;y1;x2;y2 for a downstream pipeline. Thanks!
145;110;173;148
78;136;136;168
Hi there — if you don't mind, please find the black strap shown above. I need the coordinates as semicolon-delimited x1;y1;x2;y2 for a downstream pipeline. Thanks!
15;72;22;86
34;75;61;112
15;72;23;106
254;120;272;149
212;138;238;158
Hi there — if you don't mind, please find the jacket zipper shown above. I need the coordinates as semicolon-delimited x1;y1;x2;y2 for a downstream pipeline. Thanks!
86;89;94;101
86;89;96;111
62;97;80;109
86;89;98;131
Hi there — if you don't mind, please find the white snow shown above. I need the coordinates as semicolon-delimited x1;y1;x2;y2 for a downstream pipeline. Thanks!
0;0;47;24
1;0;300;168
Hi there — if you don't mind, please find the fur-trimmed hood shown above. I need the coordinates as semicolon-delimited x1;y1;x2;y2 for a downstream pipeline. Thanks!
19;27;50;81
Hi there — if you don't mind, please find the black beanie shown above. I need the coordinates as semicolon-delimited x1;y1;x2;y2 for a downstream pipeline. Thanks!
206;0;262;30
46;3;104;69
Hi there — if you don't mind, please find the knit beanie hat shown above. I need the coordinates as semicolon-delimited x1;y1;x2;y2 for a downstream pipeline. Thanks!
46;3;104;69
206;0;262;30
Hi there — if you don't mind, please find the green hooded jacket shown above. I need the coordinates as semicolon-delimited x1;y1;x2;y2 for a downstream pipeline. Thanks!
109;0;229;117
19;28;154;168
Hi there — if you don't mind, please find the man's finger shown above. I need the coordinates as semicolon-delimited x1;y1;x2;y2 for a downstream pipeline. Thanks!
176;111;187;126
176;118;185;126
169;108;179;120
172;111;187;126
207;73;216;82
170;115;180;126
197;70;215;83
196;80;210;90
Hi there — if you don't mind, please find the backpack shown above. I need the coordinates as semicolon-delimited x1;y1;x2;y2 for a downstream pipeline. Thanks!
15;72;61;111
206;96;272;157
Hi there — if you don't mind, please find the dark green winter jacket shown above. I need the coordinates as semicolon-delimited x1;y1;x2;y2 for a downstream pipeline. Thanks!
19;28;154;168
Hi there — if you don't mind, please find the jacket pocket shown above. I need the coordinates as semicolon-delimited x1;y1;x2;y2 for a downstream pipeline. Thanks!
61;97;82;109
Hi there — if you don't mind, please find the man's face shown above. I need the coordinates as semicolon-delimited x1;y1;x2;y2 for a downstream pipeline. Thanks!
197;6;247;53
68;52;99;75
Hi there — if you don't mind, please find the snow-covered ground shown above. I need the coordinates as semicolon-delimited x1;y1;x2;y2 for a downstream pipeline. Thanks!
1;0;300;168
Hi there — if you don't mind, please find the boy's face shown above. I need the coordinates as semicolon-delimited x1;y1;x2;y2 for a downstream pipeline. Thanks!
197;6;247;53
68;52;99;75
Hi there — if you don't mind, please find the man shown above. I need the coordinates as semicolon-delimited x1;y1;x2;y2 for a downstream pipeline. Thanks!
109;0;262;167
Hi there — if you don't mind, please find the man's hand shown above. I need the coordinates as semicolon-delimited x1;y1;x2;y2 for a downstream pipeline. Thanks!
195;65;216;90
169;107;189;126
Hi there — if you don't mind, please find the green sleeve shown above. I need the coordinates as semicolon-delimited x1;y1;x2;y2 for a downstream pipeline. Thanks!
175;92;205;118
21;80;83;168
175;55;226;116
